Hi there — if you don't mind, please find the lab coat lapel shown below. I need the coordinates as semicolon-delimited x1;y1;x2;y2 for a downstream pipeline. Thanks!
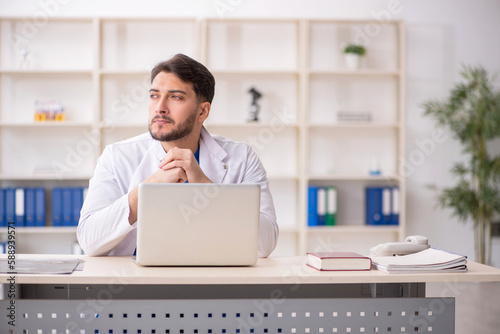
199;127;228;183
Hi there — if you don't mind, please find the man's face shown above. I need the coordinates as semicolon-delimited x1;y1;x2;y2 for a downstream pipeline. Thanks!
148;71;200;142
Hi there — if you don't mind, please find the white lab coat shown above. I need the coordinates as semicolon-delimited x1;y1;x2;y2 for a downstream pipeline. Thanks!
77;127;278;257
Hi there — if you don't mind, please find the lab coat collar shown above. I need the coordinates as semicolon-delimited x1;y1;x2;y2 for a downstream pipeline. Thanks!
152;127;228;183
199;126;228;183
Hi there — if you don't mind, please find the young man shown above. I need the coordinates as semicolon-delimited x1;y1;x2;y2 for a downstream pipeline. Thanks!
77;54;278;257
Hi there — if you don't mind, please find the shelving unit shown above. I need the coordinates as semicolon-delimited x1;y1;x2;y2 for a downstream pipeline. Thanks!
0;17;405;256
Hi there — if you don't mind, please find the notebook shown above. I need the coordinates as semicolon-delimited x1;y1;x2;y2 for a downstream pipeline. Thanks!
135;183;260;266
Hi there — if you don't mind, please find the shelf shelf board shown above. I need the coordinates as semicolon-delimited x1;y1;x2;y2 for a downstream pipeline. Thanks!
211;69;299;76
0;174;92;181
205;122;298;129
307;225;399;233
100;123;146;129
0;121;94;128
0;69;92;75
0;226;76;234
308;174;401;181
267;175;299;181
99;70;150;76
308;122;400;129
309;69;400;76
278;226;300;233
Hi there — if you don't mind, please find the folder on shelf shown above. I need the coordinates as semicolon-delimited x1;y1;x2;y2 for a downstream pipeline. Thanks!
366;186;399;226
35;187;46;227
366;187;383;225
52;188;63;227
25;188;36;227
0;188;5;227
391;187;400;225
308;185;318;226
62;188;73;227
325;186;337;226
15;188;25;227
382;187;392;225
72;187;84;226
5;188;15;225
317;187;326;226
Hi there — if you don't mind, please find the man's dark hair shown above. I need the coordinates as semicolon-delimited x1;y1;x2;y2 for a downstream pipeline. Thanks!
151;54;215;104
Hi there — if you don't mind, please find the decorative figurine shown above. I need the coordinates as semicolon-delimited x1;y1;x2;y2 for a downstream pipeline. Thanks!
247;87;262;122
19;47;30;69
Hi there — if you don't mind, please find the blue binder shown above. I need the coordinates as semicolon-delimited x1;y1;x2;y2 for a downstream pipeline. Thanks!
0;188;5;227
365;187;383;225
35;188;46;227
317;187;326;226
62;188;73;227
52;188;63;227
72;187;84;226
382;187;392;225
25;188;36;227
15;188;25;227
308;186;318;226
391;187;400;225
5;188;15;226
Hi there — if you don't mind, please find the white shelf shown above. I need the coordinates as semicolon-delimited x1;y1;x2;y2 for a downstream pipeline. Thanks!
308;123;400;129
0;174;92;181
99;70;150;75
267;175;299;181
309;70;400;76
0;69;93;75
308;174;401;182
100;123;145;129
0;121;94;128
212;70;299;76
307;225;400;234
0;227;76;234
205;122;299;129
0;17;405;256
278;227;300;234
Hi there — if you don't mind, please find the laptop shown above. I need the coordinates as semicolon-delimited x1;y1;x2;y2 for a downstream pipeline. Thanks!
135;183;260;266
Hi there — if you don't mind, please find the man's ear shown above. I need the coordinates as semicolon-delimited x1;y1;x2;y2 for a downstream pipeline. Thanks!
198;102;211;123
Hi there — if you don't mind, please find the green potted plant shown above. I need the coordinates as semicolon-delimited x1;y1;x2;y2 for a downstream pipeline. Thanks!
343;44;366;70
422;65;500;265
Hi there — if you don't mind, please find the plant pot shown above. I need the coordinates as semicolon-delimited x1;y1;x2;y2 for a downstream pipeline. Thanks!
345;53;361;70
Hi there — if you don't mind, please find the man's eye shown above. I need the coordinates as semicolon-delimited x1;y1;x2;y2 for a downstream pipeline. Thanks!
150;94;158;99
172;95;182;100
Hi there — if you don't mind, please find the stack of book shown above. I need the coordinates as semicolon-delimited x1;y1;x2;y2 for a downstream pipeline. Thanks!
337;111;372;122
306;252;372;271
371;248;467;273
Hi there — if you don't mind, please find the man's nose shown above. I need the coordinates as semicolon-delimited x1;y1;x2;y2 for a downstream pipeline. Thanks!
155;98;168;114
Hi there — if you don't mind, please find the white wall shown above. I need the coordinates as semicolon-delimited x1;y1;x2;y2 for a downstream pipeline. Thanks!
1;0;499;265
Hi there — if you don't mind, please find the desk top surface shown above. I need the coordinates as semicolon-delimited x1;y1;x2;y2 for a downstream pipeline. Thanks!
1;255;500;285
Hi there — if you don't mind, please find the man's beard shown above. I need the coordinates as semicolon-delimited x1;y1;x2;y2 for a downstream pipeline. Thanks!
149;109;197;142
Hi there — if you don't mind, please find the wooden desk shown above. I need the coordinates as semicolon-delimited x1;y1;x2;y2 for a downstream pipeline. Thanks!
2;255;500;334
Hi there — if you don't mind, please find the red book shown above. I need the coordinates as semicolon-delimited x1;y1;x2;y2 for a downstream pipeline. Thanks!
306;252;372;271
